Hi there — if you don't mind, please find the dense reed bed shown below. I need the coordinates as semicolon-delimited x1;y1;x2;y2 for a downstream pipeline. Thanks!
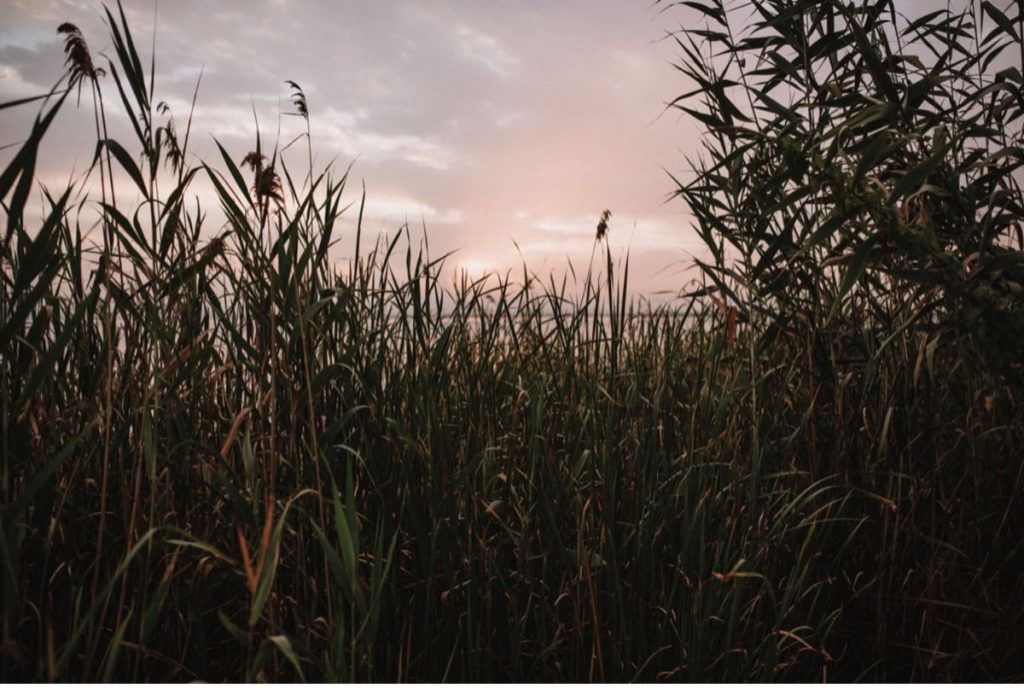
2;0;1023;681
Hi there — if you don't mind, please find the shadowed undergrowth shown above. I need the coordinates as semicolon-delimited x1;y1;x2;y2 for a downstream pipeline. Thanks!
1;0;1023;681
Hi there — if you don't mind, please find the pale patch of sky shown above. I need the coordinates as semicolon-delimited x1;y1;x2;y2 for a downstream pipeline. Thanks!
367;193;465;225
0;0;704;297
452;23;519;78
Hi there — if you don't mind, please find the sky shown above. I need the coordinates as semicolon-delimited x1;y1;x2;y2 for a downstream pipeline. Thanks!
0;0;708;297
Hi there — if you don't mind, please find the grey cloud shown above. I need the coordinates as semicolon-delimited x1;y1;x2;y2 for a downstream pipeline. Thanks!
0;43;65;91
0;0;696;296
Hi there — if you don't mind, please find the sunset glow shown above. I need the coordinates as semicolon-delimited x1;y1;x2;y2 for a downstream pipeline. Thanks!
0;0;705;295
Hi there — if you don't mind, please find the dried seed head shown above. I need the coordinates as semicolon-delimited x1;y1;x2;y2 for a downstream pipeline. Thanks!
285;80;309;120
203;235;227;261
241;151;265;172
254;164;284;205
596;209;611;240
241;152;283;209
57;22;104;87
157;103;184;173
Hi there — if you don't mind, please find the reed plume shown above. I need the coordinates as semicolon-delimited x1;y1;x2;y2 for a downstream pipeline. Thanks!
57;22;104;90
285;80;314;195
596;209;611;240
285;80;309;121
57;21;115;214
157;101;185;175
243;151;284;228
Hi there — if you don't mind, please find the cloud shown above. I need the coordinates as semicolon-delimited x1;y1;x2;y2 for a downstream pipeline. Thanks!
0;0;699;296
367;193;464;225
321;125;460;171
519;214;702;256
453;23;519;78
534;214;598;236
451;254;496;279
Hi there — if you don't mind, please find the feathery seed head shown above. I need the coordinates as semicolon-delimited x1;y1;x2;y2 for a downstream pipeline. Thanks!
57;22;104;87
285;80;309;120
255;166;284;205
596;209;612;240
241;151;265;172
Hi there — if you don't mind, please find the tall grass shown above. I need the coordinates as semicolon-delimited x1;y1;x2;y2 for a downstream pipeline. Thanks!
1;0;1022;681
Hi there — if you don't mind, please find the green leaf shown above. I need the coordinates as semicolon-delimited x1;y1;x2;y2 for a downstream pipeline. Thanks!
837;3;900;103
248;490;315;627
101;138;149;198
57;529;160;675
1;89;70;243
214;139;253;207
268;635;305;680
889;153;942;203
0;89;69;112
12;187;71;295
14;285;99;414
0;261;60;352
311;363;348;394
982;1;1020;41
218;610;249;645
165;535;236;566
100;611;133;682
330;476;362;612
835;239;879;307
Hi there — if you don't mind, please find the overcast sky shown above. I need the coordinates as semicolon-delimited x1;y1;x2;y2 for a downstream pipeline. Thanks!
0;0;709;296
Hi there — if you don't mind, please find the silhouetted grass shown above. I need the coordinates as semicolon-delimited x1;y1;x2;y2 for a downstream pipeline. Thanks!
1;0;1022;681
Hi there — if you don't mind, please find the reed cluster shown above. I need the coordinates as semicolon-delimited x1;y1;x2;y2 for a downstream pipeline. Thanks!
1;0;1022;681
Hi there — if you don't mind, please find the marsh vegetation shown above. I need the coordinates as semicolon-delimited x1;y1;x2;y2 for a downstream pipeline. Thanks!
1;0;1023;681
